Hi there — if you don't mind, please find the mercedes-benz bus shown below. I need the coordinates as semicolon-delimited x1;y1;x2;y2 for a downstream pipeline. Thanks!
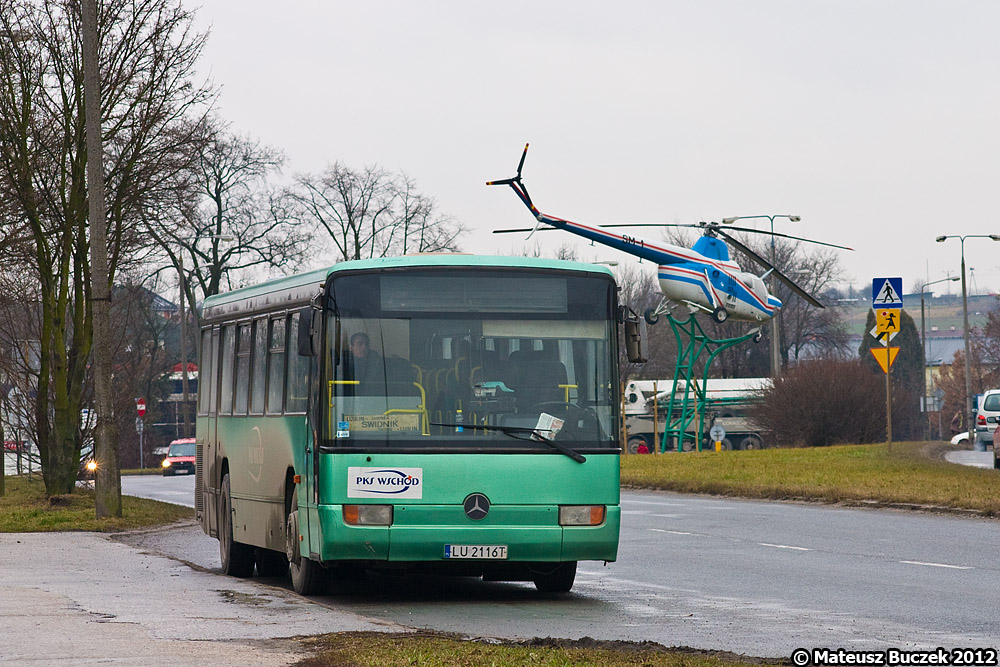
196;255;629;594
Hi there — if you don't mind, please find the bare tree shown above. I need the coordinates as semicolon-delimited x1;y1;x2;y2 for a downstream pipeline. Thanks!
0;0;212;495
290;163;465;261
149;118;308;297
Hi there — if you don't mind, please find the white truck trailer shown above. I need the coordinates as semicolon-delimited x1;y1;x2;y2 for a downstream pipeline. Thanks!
624;377;771;453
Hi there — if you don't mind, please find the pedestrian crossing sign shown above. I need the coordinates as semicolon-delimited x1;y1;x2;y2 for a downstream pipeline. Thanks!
872;277;903;308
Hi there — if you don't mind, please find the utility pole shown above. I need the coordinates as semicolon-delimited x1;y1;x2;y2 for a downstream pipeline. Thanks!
178;255;191;438
82;0;121;517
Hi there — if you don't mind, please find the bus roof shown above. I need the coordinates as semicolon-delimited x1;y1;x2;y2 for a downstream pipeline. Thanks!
200;255;615;322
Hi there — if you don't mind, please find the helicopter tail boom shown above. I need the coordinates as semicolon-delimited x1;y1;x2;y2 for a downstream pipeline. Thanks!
488;145;703;267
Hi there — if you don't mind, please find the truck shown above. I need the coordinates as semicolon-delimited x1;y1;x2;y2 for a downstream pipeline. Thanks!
624;377;771;453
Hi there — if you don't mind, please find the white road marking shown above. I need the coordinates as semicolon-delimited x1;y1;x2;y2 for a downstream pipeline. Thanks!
650;529;694;535
900;560;973;570
620;499;688;507
758;543;812;551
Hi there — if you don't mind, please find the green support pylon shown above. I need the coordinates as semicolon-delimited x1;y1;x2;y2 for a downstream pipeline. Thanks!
658;314;762;453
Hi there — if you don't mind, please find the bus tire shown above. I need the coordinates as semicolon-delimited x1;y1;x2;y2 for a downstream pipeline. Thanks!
532;561;577;593
286;487;326;595
219;473;255;578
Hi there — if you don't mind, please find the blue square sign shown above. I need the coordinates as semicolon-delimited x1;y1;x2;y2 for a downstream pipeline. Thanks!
872;277;903;309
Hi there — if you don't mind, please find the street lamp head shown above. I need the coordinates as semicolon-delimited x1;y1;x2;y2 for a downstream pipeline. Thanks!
788;215;801;223
721;217;738;224
990;235;1000;241
935;235;948;243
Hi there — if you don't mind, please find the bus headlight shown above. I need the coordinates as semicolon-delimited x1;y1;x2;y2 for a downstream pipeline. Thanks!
343;505;393;526
559;505;606;526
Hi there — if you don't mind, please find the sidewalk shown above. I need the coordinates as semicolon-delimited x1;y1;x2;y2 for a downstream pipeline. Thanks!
0;529;399;666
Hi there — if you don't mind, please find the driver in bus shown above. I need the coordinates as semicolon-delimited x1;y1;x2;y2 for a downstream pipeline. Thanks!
347;332;384;393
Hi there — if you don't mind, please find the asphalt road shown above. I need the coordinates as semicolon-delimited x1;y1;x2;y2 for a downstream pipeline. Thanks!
121;471;196;507
120;475;1000;658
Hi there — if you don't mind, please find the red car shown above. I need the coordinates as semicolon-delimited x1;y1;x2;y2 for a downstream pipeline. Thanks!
161;438;196;476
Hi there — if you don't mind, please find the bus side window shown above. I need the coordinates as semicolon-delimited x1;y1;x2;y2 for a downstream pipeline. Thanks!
219;325;236;415
250;318;266;414
234;323;251;415
198;328;213;416
266;316;286;414
285;312;309;413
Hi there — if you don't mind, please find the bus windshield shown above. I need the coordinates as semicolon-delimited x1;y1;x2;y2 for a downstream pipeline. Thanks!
322;269;617;451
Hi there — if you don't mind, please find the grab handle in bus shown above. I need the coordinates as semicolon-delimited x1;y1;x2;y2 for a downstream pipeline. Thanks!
328;380;359;407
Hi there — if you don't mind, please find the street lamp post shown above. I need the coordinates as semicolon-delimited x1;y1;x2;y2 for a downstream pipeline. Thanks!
722;214;800;378
918;276;959;439
935;234;1000;448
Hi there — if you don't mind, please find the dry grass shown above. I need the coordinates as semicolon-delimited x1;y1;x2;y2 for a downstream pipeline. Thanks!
621;441;1000;514
0;475;193;532
294;632;767;667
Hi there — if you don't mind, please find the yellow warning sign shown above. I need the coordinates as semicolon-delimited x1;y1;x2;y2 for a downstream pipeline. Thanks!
870;347;899;374
876;309;901;335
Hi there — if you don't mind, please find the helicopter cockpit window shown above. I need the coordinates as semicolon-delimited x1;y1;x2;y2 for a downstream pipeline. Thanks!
749;275;768;302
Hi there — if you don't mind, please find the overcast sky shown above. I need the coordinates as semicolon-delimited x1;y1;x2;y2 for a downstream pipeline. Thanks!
191;1;1000;298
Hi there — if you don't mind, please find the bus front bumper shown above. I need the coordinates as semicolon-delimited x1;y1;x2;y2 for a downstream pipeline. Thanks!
313;504;620;563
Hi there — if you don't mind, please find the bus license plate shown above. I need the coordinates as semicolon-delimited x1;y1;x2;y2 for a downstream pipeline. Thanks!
444;544;507;560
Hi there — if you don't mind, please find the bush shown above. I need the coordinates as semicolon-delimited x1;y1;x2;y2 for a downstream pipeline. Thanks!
751;359;886;446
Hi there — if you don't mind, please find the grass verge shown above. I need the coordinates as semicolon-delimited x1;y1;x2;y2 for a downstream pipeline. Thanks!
294;631;769;667
0;475;193;532
621;441;1000;514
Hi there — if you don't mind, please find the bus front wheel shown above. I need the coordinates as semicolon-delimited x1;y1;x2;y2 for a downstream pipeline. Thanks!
286;488;326;595
532;561;577;593
219;473;255;577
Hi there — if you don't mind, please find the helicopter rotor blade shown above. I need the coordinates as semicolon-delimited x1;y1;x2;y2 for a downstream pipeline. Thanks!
717;229;825;309
492;227;558;234
516;142;528;176
721;225;854;251
486;143;535;209
598;222;853;251
598;223;705;229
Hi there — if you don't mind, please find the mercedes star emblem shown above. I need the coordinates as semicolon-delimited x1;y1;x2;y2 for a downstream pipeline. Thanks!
463;493;490;520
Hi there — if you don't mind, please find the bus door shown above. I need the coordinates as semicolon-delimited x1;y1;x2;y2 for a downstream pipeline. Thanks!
295;309;321;546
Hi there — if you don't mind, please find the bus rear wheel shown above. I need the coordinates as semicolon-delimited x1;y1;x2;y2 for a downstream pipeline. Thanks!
220;473;255;577
286;487;327;595
532;561;577;593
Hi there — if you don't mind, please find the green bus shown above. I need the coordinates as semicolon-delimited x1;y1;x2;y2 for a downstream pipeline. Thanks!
196;255;634;594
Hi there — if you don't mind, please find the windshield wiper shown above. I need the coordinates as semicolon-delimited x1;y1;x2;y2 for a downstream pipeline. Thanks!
429;422;586;463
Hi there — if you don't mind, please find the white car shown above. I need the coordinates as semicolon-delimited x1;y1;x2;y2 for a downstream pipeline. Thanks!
951;431;970;446
974;389;1000;449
